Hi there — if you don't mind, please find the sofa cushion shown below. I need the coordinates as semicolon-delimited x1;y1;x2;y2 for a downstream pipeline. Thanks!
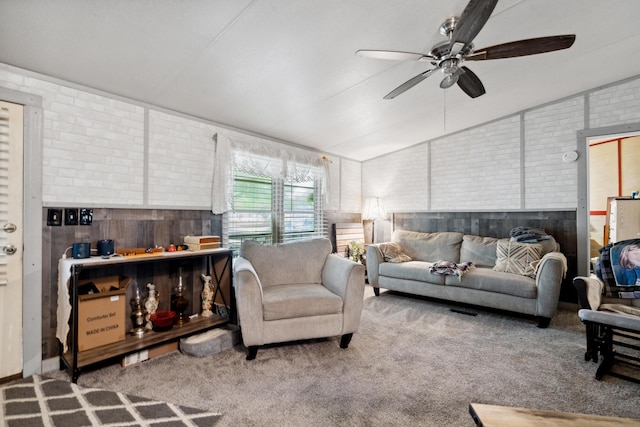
444;267;537;299
262;283;343;321
378;242;413;263
379;261;446;285
492;240;543;278
460;235;499;267
240;238;331;288
392;230;463;263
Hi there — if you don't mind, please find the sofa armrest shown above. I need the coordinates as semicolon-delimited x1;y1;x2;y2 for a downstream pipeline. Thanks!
535;251;567;319
233;257;265;346
366;244;385;287
322;254;365;334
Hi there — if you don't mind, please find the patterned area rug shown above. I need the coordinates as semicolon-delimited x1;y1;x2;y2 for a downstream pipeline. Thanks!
0;375;221;426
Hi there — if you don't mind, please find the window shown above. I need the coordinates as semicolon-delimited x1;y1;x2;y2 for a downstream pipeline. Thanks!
225;170;325;254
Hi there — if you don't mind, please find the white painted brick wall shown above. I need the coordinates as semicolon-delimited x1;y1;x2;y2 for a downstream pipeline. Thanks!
431;116;521;210
0;68;145;205
340;159;361;213
148;110;216;208
362;144;428;212
590;78;640;128
363;79;640;214
4;64;640;214
0;66;343;210
524;96;584;208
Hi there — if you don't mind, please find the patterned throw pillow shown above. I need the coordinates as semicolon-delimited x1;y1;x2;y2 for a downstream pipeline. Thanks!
379;242;412;263
492;240;543;278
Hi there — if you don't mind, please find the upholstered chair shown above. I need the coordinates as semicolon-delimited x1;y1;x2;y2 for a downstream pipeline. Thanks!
234;238;365;360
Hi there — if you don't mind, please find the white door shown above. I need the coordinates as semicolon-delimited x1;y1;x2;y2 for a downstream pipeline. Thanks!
0;100;24;379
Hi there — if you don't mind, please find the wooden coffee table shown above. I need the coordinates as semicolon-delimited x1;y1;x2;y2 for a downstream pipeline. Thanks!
469;403;640;426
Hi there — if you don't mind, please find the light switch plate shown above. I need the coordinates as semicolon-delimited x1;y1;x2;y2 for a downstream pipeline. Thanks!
65;208;79;225
47;208;62;226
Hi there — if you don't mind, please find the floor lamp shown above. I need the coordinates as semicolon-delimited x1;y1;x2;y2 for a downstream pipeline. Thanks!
363;197;386;244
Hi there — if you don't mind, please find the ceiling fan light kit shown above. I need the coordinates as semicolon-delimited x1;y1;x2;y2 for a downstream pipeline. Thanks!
356;0;576;100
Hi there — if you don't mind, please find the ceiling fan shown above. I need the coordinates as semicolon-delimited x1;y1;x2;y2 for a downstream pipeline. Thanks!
356;0;576;99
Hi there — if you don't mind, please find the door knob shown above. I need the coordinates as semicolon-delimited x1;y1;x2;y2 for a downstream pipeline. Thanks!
3;223;17;233
2;245;17;255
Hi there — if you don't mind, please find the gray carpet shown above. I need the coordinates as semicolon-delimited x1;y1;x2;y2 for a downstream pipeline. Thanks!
0;375;221;426
46;287;640;426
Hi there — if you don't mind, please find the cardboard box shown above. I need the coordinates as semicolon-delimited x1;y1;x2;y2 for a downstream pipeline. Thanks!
77;276;130;352
120;341;179;367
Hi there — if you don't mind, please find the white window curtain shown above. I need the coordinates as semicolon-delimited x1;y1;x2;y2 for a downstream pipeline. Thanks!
211;133;233;214
211;132;329;214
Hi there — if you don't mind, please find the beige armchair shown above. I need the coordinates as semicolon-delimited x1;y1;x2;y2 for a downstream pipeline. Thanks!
234;238;366;360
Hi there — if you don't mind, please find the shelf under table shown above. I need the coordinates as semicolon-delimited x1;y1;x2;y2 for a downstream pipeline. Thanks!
62;315;229;369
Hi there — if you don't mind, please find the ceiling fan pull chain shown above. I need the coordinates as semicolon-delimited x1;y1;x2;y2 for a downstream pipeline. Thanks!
443;89;447;132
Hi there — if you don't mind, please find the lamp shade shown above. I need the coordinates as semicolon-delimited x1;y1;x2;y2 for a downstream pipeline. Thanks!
363;197;387;220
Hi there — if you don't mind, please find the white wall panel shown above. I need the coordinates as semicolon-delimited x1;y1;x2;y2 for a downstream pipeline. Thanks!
362;144;428;212
148;110;216;207
590;78;640;128
340;158;361;213
0;68;146;205
524;96;584;209
431;116;521;211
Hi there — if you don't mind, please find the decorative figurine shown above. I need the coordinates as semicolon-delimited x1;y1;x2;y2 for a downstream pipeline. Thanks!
200;274;214;317
144;283;159;330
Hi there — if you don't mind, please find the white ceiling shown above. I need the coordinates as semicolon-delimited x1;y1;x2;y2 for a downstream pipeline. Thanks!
1;0;640;161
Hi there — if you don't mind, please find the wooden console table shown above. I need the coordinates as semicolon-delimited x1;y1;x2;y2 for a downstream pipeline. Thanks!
469;403;640;426
57;248;234;383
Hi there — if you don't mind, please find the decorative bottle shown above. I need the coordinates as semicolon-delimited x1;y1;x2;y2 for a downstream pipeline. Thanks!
171;274;190;325
144;283;159;330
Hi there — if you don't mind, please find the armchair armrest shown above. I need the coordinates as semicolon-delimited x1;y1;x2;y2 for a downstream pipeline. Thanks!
535;251;567;319
322;254;365;334
233;257;265;346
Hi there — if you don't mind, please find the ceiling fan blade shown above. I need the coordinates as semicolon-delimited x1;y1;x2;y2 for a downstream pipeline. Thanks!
356;49;431;62
384;69;438;99
456;66;485;98
466;35;576;60
450;0;498;50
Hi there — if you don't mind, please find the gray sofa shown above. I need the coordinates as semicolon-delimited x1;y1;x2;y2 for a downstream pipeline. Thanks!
367;230;567;327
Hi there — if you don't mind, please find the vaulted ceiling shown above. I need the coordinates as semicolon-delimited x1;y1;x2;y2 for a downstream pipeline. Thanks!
2;0;640;161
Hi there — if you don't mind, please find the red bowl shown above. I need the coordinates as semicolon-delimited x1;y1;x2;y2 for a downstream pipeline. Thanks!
150;310;176;332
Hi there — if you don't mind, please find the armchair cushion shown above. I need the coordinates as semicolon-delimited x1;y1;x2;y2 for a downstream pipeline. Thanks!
263;284;343;321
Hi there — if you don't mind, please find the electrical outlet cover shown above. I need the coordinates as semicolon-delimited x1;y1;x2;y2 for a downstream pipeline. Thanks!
65;208;79;225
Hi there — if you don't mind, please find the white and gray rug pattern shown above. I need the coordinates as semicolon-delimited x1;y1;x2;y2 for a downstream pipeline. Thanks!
0;375;220;426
